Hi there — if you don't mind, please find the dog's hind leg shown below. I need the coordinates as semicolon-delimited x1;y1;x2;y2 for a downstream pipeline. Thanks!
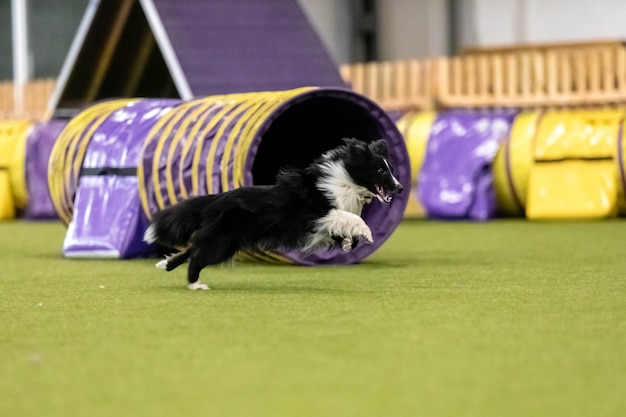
186;242;238;290
186;256;209;290
155;247;192;271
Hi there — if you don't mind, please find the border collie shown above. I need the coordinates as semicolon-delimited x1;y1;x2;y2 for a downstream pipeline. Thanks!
143;138;403;290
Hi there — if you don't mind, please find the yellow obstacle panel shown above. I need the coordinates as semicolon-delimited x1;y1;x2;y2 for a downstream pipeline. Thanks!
0;120;32;219
526;109;625;219
617;120;626;216
397;111;436;218
492;111;541;216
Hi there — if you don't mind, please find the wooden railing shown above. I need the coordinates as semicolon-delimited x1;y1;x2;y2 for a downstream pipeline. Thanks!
340;59;438;111
0;79;56;120
439;45;626;108
3;41;626;120
341;40;626;111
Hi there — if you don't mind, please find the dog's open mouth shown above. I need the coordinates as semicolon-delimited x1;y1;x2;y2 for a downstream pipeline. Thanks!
375;185;393;203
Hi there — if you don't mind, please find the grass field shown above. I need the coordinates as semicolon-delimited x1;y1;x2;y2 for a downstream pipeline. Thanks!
1;219;625;417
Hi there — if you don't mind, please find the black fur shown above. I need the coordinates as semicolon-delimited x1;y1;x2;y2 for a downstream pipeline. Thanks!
144;138;403;288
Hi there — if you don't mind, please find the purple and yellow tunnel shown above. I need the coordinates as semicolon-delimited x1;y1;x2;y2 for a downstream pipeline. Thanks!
48;87;410;265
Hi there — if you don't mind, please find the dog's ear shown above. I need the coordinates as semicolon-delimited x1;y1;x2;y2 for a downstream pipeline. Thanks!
342;137;361;148
368;139;389;157
342;138;369;156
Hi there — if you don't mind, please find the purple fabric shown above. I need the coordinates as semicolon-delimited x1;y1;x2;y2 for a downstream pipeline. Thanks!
139;101;238;214
64;176;152;259
417;111;516;220
152;0;346;95
140;101;271;215
198;103;245;196
386;110;408;123
160;103;212;205
82;100;179;169
64;100;179;258
177;103;223;198
24;119;67;219
143;102;203;210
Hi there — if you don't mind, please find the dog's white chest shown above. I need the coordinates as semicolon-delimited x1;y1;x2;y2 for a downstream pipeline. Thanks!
316;162;371;215
334;188;368;215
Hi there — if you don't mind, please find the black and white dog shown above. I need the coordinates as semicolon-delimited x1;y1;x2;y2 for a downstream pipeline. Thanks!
143;138;403;290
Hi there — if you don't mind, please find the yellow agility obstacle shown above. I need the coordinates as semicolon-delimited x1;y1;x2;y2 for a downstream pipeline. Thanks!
526;109;625;219
396;111;436;218
0;120;32;219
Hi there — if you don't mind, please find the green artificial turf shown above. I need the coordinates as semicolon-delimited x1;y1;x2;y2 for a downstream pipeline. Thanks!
1;219;625;417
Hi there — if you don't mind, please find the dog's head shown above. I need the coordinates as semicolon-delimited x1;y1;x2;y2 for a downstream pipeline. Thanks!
341;138;404;203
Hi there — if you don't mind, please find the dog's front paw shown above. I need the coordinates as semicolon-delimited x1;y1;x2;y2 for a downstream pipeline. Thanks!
325;209;373;250
339;235;373;252
357;227;373;245
341;237;353;252
346;217;373;245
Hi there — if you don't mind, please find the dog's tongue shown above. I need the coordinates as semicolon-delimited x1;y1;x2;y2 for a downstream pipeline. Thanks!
375;185;392;203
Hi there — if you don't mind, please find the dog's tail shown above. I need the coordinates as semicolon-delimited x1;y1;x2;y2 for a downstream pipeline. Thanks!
143;224;158;244
143;217;197;248
143;198;208;248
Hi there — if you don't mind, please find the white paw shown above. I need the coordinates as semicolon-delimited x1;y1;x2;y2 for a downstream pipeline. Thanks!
361;228;373;244
155;260;168;270
341;237;353;252
328;210;373;243
188;282;210;291
351;222;373;244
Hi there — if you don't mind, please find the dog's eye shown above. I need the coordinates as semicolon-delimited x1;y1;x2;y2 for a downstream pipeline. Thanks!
378;168;385;174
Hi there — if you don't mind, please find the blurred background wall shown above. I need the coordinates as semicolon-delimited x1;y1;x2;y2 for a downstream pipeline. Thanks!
1;0;625;80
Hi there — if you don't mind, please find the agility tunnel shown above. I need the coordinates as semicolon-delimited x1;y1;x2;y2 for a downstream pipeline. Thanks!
414;111;517;220
404;109;626;220
23;120;68;219
491;111;540;217
0;119;72;221
49;98;180;258
491;109;626;219
525;109;626;219
48;87;410;264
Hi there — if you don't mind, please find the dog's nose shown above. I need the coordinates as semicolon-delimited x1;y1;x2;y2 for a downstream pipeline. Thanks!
396;184;404;193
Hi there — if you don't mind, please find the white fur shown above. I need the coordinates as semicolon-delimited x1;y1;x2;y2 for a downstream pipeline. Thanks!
143;224;156;244
155;254;209;290
188;282;210;290
340;237;353;252
316;161;373;215
383;158;402;191
155;253;177;270
302;208;373;253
